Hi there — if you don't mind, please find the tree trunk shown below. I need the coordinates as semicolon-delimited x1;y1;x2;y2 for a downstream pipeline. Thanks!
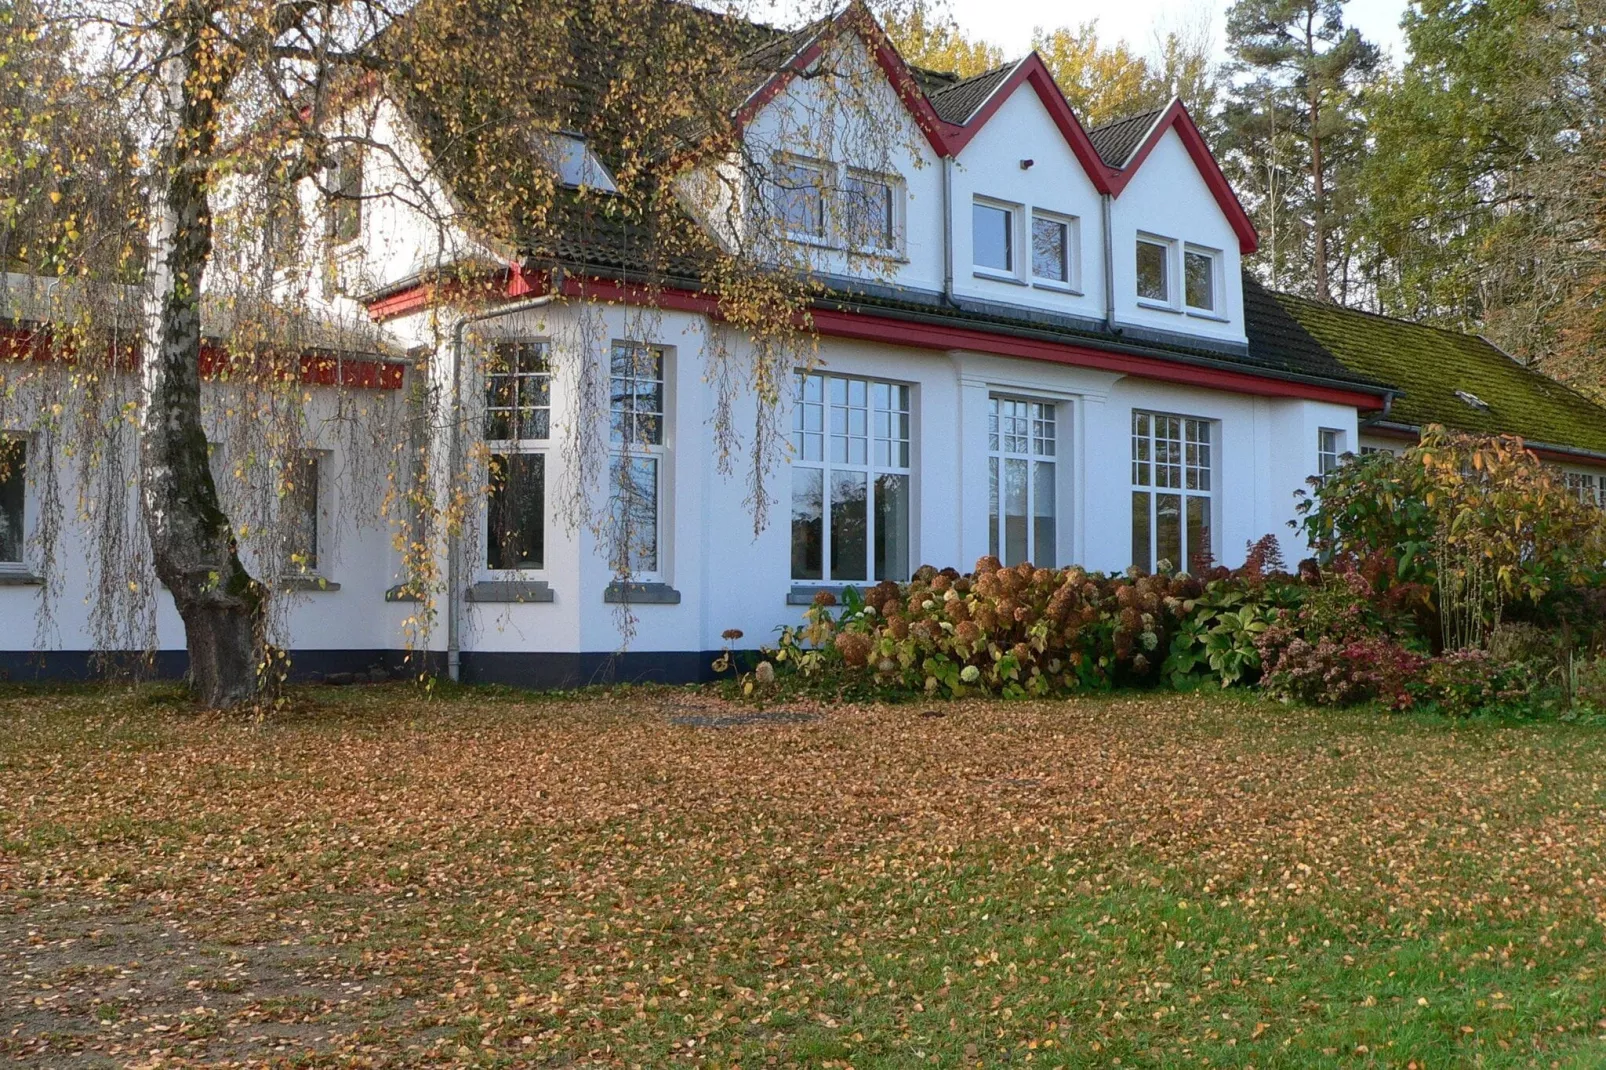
138;19;264;708
1306;18;1332;302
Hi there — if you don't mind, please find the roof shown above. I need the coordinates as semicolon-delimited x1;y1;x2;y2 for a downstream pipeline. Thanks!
1246;277;1606;457
1087;107;1165;168
927;61;1021;124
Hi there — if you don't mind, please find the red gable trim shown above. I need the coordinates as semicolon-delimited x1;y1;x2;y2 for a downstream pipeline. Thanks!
734;4;960;158
434;268;1381;410
1106;99;1259;255
938;54;1116;194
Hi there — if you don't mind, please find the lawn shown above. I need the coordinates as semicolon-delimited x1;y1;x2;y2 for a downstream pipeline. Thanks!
1;684;1604;1068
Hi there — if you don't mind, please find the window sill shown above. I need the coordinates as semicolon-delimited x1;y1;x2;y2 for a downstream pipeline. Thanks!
0;570;44;587
1136;298;1182;314
1032;280;1083;295
603;581;681;605
787;583;859;607
384;584;423;603
280;575;341;593
1185;308;1230;323
467;579;554;603
973;269;1026;286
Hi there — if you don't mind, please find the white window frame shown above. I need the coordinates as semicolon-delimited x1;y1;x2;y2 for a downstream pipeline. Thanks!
1317;428;1344;478
972;196;1023;282
1359;444;1398;458
1183;243;1223;317
987;395;1060;568
1029;210;1080;293
0;432;28;572
483;339;553;577
1565;471;1605;508
279;448;330;579
1130;410;1215;573
607;341;670;583
840;167;904;257
1135;233;1177;310
769;155;833;246
790;372;914;585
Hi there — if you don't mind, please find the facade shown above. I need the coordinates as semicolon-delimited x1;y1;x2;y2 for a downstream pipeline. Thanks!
3;3;1605;687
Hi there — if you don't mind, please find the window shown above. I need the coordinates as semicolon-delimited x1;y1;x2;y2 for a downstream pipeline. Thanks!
608;342;667;577
988;397;1057;568
771;159;829;240
1031;212;1073;286
1136;237;1171;304
973;200;1015;274
1131;411;1213;573
1565;472;1603;508
842;171;897;252
791;373;911;584
1318;428;1343;477
485;341;551;571
281;452;322;574
0;437;24;567
326;146;362;244
1359;445;1397;458
1184;246;1218;312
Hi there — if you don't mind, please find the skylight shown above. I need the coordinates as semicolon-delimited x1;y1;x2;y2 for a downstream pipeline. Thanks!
532;132;619;193
1455;389;1491;412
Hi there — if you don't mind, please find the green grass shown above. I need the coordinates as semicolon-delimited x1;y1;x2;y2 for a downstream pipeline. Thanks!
1;682;1604;1066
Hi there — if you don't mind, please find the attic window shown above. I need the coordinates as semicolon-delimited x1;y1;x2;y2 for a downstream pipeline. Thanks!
1454;389;1491;412
534;132;618;193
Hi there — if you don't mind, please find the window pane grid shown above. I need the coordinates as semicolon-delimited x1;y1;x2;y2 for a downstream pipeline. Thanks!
1132;410;1212;572
486;341;551;443
988;396;1058;568
793;373;911;583
609;342;665;446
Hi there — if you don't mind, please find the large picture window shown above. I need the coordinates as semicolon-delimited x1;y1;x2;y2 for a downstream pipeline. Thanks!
485;340;551;571
988;397;1057;568
608;341;666;578
791;373;911;584
0;437;24;566
1131;410;1213;573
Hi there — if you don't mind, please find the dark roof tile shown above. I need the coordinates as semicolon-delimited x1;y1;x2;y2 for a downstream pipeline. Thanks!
1086;107;1164;168
927;61;1020;124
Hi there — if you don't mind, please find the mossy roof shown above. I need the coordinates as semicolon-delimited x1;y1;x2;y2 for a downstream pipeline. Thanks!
1247;279;1606;458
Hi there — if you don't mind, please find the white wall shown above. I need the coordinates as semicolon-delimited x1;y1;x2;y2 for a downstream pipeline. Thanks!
1109;128;1246;345
949;87;1106;321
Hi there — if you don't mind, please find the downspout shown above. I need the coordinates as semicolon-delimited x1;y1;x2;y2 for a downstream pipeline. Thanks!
446;276;561;683
941;155;955;305
1101;192;1117;332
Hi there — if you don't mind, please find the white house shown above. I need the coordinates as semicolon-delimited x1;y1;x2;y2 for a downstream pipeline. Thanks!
3;2;1604;687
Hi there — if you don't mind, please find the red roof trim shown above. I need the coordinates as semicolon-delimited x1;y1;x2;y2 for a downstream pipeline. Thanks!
1107;99;1260;255
441;269;1380;409
939;55;1116;193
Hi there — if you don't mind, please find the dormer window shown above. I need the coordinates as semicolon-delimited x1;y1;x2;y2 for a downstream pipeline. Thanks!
1031;211;1078;290
771;158;830;241
1184;246;1219;314
973;199;1018;277
842;171;897;253
533;131;619;193
1136;236;1171;305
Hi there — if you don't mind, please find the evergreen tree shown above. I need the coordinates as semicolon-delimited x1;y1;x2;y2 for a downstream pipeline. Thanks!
1223;0;1379;301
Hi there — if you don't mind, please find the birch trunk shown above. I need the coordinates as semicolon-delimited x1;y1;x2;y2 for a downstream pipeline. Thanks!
139;20;264;708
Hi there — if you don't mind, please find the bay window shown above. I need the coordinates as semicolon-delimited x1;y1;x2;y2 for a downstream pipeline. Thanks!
0;437;24;567
988;397;1057;567
791;373;911;584
485;340;550;571
608;341;666;578
1131;410;1213;573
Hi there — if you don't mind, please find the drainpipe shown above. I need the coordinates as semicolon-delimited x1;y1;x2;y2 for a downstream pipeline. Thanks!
1101;192;1117;332
941;155;956;305
445;277;560;683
